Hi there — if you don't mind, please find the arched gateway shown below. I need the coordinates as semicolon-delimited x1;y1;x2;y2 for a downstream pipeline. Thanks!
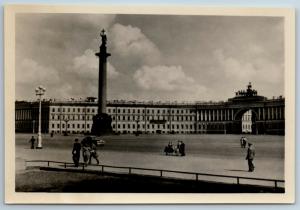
194;83;285;135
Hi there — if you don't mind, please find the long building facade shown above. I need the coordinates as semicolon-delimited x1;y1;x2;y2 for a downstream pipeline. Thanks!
15;84;285;135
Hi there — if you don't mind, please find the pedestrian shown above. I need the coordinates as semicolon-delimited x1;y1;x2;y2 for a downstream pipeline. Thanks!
29;136;35;149
246;142;255;172
89;143;100;165
180;141;185;156
72;138;81;167
240;136;244;148
243;137;248;148
82;144;91;167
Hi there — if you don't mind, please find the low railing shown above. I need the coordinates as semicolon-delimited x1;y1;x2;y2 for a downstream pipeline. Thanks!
25;160;284;189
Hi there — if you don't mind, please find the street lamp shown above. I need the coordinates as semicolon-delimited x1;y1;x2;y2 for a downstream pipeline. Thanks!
64;118;69;136
35;85;46;149
136;116;140;136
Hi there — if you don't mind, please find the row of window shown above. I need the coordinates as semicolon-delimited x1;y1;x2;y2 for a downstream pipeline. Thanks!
112;123;195;130
52;107;96;113
112;115;195;121
51;123;91;129
51;106;194;115
107;108;193;115
51;114;94;121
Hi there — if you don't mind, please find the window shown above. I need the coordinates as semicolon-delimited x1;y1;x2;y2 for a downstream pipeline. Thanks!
72;124;75;128
113;124;115;128
52;115;55;120
138;109;140;113
142;109;144;113
147;110;149;114
68;108;70;112
118;124;120;129
118;109;120;113
87;124;90;128
87;108;90;113
92;109;94;113
128;124;131;129
68;124;70;128
133;124;135;129
58;108;60;112
63;108;65;112
73;108;75;112
108;109;110;113
157;110;160;114
123;116;125;120
52;124;55;128
123;124;125;129
128;109;130;113
77;124;80;128
82;124;85;128
152;110;154;114
78;108;80;112
147;125;150;129
123;109;126;113
52;108;55;112
133;109;135;113
57;124;60;128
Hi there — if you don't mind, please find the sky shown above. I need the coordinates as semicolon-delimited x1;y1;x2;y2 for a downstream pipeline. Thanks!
15;13;284;102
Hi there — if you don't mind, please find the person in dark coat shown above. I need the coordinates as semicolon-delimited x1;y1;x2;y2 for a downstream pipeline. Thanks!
72;138;81;167
246;142;255;172
29;136;35;149
180;141;185;156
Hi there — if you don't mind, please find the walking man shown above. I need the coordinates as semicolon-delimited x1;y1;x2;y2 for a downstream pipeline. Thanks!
246;142;255;172
72;138;81;167
29;136;35;149
89;143;100;165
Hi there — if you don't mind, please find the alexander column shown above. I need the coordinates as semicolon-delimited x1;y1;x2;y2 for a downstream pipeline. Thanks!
91;29;112;136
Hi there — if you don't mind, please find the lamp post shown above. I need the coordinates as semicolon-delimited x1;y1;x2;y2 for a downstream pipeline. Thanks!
35;85;46;149
32;120;35;134
136;116;140;136
64;118;69;136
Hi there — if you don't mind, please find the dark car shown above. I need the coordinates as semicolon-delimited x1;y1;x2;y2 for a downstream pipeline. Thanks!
82;136;105;147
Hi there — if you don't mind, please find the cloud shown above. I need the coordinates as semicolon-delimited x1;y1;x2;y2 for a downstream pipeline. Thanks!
213;48;283;85
213;49;257;81
16;58;62;99
109;23;161;65
72;49;119;79
133;65;207;101
17;58;60;85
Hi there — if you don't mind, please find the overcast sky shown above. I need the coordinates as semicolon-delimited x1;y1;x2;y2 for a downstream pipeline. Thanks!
15;14;284;102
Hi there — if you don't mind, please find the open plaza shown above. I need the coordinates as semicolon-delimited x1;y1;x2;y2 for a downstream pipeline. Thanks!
15;133;284;191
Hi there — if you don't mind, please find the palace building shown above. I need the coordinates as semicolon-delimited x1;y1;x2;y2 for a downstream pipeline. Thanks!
15;83;285;135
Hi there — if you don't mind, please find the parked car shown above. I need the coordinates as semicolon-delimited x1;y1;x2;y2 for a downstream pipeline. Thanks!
82;136;105;147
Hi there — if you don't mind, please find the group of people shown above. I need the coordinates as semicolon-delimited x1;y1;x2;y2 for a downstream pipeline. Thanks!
72;137;100;167
240;136;256;172
164;141;185;156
